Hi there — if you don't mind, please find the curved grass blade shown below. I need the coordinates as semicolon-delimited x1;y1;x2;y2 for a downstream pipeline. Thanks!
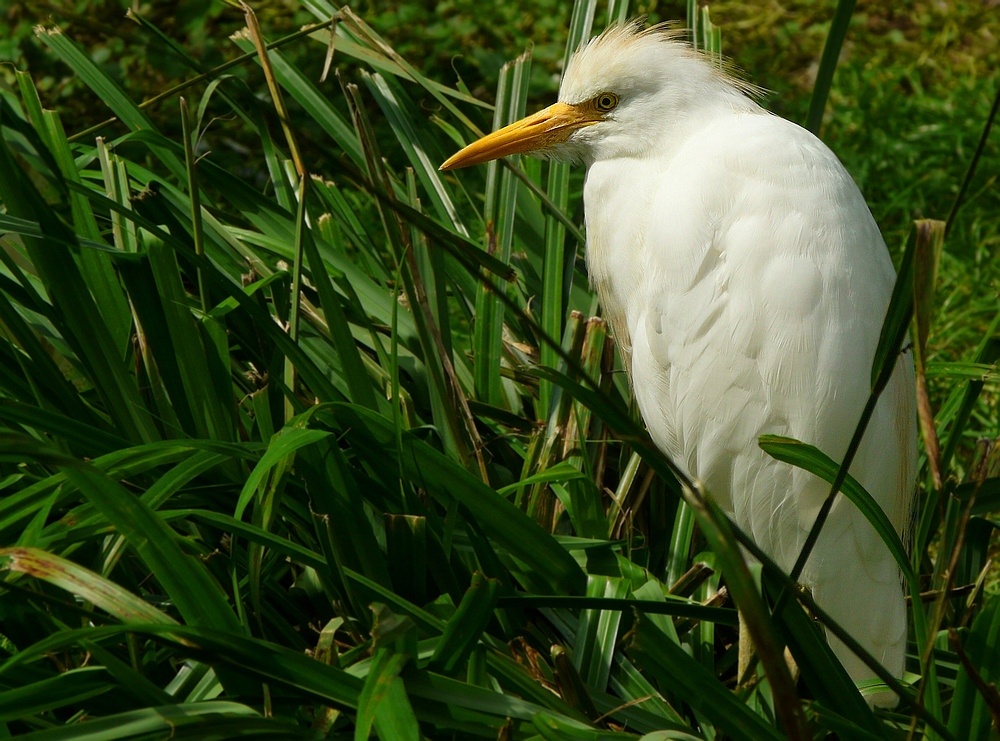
35;27;184;179
429;572;501;674
0;111;160;444
627;612;784;741
497;594;737;625
685;489;809;740
234;427;331;520
573;576;630;692
330;403;587;595
226;31;365;168
949;596;1000;740
0;547;177;625
758;435;916;587
16;74;132;348
806;0;857;134
760;570;883;735
62;464;242;634
14;701;282;741
364;71;470;235
0;399;127;456
532;710;633;740
759;433;931;711
0;668;115;724
356;649;421;741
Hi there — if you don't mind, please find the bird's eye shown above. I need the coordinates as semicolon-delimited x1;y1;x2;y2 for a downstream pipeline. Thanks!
594;92;619;112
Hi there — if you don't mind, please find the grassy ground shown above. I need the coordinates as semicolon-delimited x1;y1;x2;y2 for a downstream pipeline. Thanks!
0;1;997;738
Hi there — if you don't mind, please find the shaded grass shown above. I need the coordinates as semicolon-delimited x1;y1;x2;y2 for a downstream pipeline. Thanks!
0;1;996;739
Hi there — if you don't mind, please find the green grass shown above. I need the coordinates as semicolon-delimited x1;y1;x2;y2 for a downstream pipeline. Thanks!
0;1;997;739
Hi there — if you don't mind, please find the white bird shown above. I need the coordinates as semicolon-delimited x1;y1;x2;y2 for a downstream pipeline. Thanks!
441;22;916;706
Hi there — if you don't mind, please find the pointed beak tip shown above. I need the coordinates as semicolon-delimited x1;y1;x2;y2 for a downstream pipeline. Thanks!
439;154;467;171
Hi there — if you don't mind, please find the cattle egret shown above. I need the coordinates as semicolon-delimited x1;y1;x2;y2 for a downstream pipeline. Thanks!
441;22;916;706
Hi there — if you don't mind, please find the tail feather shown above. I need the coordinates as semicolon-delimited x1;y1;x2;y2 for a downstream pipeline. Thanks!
810;559;907;708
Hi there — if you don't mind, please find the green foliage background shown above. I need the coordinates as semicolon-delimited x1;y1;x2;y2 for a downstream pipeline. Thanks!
0;0;996;739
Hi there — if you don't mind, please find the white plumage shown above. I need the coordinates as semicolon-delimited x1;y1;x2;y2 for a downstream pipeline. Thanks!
442;22;917;706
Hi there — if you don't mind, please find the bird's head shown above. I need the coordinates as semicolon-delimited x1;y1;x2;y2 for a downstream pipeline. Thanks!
440;21;758;170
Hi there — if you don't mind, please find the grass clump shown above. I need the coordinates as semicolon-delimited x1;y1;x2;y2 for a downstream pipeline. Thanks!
0;1;996;739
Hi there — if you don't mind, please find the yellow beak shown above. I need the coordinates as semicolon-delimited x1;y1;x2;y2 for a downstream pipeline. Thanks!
440;102;599;170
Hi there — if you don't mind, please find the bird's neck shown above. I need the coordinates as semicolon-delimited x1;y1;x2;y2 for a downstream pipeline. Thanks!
582;106;759;343
583;158;661;369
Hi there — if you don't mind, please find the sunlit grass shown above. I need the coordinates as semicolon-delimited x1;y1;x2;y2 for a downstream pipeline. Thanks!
0;1;996;738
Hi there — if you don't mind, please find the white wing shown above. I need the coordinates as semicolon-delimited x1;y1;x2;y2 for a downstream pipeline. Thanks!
585;110;917;699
